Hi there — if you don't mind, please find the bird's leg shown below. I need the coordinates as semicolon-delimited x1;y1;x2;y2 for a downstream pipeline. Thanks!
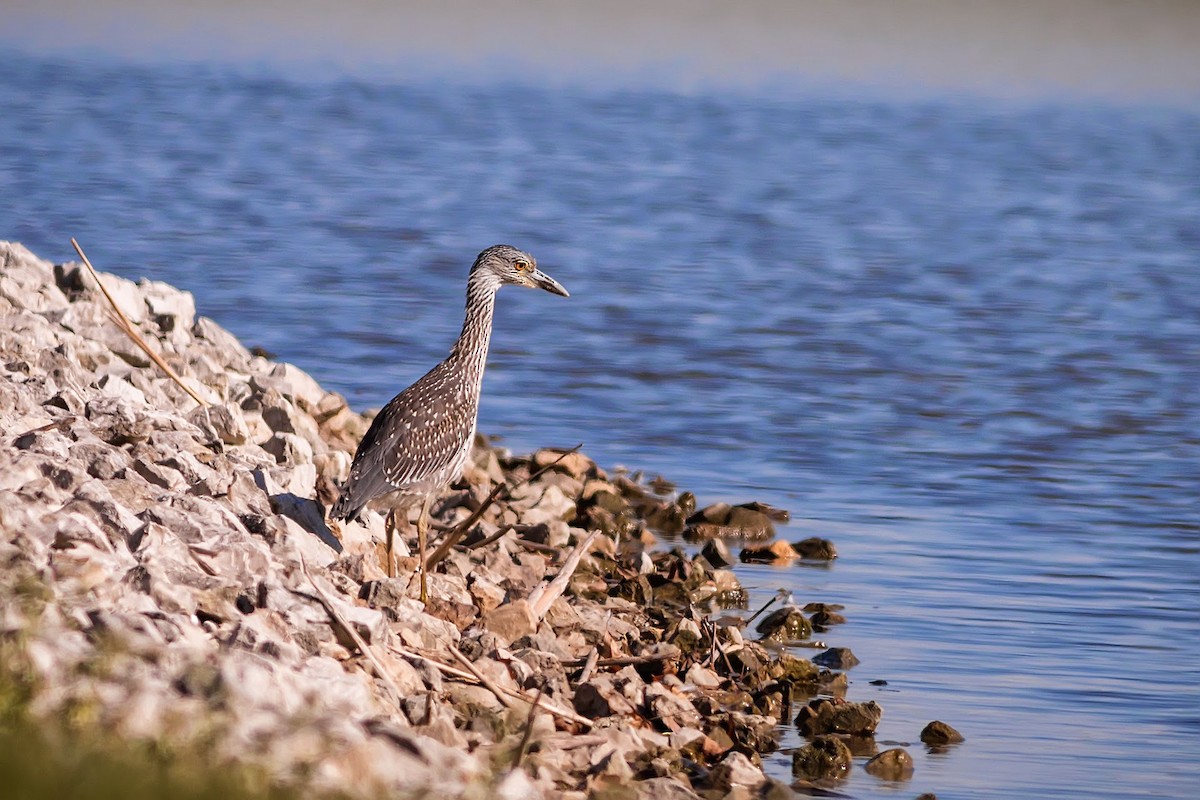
417;494;434;604
384;508;397;578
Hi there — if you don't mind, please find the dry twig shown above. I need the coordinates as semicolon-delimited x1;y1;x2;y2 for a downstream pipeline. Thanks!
70;237;211;407
512;680;546;770
392;644;592;728
560;652;678;669
295;553;404;706
425;444;583;569
576;647;600;684
527;529;600;620
447;646;518;710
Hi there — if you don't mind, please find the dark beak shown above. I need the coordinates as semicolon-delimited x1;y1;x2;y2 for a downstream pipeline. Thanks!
531;268;569;297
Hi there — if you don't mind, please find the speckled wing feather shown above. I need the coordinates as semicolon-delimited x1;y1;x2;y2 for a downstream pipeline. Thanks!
330;359;477;521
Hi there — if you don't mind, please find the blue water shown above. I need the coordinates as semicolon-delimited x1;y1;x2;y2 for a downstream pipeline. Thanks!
3;51;1199;799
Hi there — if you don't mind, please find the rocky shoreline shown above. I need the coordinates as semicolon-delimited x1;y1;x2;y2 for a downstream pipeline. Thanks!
0;241;956;798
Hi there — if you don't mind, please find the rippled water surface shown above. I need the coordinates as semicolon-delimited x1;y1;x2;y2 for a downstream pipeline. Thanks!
3;51;1199;798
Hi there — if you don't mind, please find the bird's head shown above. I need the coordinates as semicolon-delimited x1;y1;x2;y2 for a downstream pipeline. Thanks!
471;244;569;297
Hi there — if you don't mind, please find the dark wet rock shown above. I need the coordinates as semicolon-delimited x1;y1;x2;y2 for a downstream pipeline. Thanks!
689;502;734;525
920;719;965;745
791;536;837;559
726;505;777;538
795;698;883;736
573;675;639;720
819;670;849;696
684;501;776;541
812;647;859;669
737;500;789;522
710;711;778;753
805;602;847;628
738;539;797;563
791;734;852;780
642;497;691;535
772;652;820;687
699;538;734;568
864;747;914;780
756;609;812;642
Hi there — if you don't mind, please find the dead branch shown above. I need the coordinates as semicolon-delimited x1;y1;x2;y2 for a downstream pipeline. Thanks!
512;680;546;770
70;237;211;407
295;553;404;706
425;444;583;569
447;646;518;710
527;529;600;620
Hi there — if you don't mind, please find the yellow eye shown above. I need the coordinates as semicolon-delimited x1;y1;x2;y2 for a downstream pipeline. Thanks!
514;260;529;271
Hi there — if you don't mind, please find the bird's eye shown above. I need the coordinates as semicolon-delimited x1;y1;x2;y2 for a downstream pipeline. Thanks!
514;260;529;271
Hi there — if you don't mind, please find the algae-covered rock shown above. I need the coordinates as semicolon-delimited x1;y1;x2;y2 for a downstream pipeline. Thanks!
864;747;915;780
795;698;883;736
792;734;852;780
920;719;965;745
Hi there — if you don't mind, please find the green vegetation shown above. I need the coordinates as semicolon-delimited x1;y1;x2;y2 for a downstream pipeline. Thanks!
0;568;323;800
0;636;317;800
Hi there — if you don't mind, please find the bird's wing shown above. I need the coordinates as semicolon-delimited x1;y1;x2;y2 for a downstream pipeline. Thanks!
331;364;476;520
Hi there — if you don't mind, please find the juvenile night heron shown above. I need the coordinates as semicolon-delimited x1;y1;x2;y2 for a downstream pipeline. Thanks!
329;244;569;602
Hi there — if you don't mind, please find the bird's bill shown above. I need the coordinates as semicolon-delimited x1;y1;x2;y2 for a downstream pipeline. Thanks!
531;269;570;297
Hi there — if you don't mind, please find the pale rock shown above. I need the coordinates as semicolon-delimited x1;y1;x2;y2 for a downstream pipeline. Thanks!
61;478;144;543
494;768;544;800
314;448;351;484
140;279;196;334
49;539;122;594
634;777;703;800
534;448;595;479
263;431;315;465
645;682;702;731
468;573;506;613
192;315;254;365
685;663;723;689
242;409;275;443
706;751;766;792
130;456;187;491
269;362;326;412
482;598;538;645
189;402;250;445
274;515;340;569
95;372;148;406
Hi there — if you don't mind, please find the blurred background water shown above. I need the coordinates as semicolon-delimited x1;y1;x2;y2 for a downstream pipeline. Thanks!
2;2;1199;798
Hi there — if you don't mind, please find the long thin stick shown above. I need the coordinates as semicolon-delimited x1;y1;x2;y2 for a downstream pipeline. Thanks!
512;680;546;770
392;644;592;728
560;652;676;669
296;553;404;705
425;444;583;569
527;529;600;620
70;237;211;407
447;646;518;710
576;647;600;684
745;588;790;627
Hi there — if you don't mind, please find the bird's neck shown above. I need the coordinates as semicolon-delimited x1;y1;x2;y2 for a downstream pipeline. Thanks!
449;275;500;382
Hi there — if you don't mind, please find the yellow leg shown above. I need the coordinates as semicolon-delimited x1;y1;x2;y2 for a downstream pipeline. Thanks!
417;494;434;604
384;509;397;579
